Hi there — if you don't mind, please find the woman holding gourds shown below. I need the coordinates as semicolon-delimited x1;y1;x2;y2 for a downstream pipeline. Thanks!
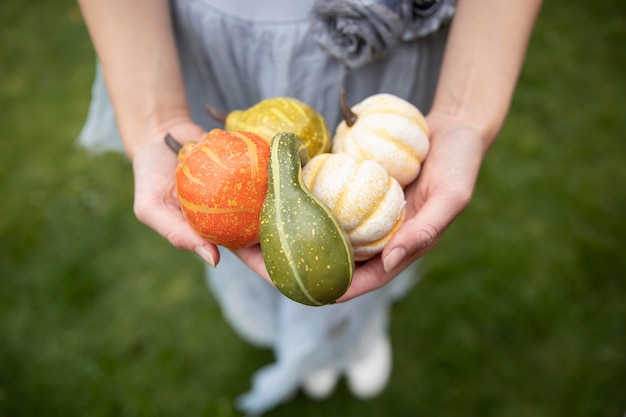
77;0;542;414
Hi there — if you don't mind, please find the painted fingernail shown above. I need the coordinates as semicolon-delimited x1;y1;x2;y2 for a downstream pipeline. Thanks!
383;248;406;273
194;246;215;267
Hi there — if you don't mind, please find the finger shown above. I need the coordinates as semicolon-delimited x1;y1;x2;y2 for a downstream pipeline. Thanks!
381;193;462;273
336;256;388;302
233;245;273;285
134;196;220;267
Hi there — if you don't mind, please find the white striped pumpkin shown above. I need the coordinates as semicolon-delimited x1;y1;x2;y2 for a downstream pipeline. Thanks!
302;152;405;261
332;93;430;187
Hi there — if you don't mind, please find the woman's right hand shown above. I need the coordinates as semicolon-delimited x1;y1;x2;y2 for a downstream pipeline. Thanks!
130;122;220;267
78;0;217;264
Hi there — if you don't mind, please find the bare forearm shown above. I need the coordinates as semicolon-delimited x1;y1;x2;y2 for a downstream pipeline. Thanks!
78;0;191;158
431;0;542;148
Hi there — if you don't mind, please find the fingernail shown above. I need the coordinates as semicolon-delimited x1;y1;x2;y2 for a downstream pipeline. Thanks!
194;246;215;267
383;248;406;273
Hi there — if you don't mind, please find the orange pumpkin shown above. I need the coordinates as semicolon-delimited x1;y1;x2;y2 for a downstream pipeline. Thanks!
174;129;270;249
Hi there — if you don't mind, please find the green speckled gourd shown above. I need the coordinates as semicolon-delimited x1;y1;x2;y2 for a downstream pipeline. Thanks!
260;132;354;306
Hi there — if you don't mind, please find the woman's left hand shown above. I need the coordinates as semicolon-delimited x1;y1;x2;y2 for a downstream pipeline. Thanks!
337;110;487;301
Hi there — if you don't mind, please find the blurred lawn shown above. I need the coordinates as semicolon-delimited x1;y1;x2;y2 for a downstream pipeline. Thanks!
1;0;625;416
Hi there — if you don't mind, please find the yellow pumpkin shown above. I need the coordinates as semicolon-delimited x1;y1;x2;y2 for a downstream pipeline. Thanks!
206;97;331;158
332;92;430;187
302;152;405;261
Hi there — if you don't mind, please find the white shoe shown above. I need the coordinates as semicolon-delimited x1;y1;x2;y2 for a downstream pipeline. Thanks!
301;367;340;400
346;335;392;399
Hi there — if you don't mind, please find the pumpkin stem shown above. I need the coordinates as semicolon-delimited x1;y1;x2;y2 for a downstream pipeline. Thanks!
340;87;358;127
204;103;228;125
164;133;183;154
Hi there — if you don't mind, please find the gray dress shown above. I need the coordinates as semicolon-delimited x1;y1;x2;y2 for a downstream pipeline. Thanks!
78;0;455;414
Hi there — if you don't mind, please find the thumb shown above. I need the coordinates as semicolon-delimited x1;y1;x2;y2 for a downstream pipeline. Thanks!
134;198;220;267
381;196;459;273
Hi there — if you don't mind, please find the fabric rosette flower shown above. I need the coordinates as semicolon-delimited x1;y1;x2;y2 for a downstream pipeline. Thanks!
400;0;457;41
310;0;405;70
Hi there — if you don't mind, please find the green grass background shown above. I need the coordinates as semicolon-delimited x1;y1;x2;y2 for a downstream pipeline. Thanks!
1;0;625;416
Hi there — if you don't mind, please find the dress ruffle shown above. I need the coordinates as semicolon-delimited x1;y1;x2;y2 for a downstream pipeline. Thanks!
212;250;418;415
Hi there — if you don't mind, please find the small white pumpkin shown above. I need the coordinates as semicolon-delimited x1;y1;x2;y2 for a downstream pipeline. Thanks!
302;152;406;261
332;92;430;187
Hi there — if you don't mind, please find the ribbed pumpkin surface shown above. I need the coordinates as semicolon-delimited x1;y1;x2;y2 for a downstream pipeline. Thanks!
225;97;331;158
175;129;270;249
332;93;430;187
303;152;406;261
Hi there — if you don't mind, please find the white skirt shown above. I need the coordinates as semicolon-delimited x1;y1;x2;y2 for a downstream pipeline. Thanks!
78;1;454;414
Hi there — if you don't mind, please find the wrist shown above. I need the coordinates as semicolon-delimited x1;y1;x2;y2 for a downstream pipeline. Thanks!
122;110;200;160
426;105;488;150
